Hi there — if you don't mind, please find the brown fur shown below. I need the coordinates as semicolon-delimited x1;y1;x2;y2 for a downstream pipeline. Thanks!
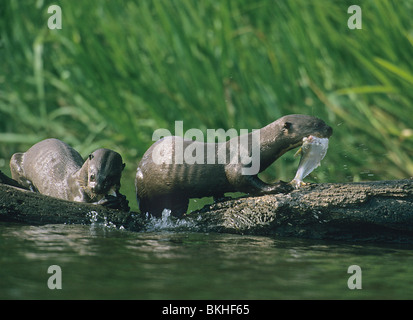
10;139;126;207
136;114;333;218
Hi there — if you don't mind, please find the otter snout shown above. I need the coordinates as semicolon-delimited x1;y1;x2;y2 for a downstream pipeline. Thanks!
325;125;333;138
90;178;119;196
90;184;101;195
90;180;109;195
313;121;333;139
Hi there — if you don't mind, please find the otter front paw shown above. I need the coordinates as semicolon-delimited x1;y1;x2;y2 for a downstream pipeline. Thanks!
273;180;294;194
116;193;130;212
97;193;130;212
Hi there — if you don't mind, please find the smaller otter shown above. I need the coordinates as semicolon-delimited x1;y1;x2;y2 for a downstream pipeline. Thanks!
10;138;129;211
136;114;332;218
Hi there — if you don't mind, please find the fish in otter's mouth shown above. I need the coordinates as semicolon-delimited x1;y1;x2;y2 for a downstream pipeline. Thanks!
290;135;329;189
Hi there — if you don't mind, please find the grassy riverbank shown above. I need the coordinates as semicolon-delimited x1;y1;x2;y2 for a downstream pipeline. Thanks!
1;0;413;209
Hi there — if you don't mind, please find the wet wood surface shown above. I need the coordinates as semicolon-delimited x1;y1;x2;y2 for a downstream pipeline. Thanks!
1;170;413;243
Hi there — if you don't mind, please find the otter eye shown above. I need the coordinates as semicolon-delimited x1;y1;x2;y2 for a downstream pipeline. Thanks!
283;122;292;130
90;174;95;181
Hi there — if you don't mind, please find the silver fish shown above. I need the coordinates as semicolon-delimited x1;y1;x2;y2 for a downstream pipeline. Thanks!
290;135;329;189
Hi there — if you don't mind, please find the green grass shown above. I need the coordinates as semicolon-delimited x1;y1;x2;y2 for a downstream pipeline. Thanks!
1;0;413;211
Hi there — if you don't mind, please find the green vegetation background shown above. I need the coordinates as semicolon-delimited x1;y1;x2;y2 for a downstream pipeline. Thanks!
1;0;413;211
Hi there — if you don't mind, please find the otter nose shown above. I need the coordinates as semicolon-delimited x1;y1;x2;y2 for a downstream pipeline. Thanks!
92;184;104;194
326;125;333;137
90;180;103;194
92;178;111;194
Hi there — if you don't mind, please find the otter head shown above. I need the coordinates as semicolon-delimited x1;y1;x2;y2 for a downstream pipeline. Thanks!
260;114;333;170
277;114;333;148
86;149;125;198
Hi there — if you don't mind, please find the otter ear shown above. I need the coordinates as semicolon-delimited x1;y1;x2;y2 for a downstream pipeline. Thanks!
283;122;292;130
88;154;94;160
122;163;126;170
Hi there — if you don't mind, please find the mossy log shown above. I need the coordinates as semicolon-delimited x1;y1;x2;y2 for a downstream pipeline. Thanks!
1;170;413;243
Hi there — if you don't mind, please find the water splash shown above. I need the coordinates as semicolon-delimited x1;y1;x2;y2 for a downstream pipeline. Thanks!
86;211;99;223
144;209;200;232
86;210;124;230
86;209;201;233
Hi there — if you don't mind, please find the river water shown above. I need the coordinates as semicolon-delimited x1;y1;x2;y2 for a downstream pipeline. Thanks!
1;220;413;300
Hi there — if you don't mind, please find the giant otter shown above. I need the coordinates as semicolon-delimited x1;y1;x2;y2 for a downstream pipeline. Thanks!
135;114;332;218
10;138;129;211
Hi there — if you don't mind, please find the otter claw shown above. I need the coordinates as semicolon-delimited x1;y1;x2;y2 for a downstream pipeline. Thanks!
290;179;307;189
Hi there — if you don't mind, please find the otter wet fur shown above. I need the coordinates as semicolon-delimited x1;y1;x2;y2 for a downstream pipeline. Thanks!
136;114;333;218
10;138;129;211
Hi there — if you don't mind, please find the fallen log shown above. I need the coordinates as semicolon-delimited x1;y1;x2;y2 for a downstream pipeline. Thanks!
1;169;413;243
187;179;413;243
0;170;145;230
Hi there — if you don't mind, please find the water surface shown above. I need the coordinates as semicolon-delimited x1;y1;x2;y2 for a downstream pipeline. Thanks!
1;221;413;299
